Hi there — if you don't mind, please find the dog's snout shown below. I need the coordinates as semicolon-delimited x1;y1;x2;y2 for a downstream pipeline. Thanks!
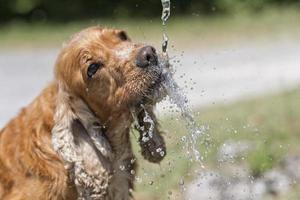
136;46;158;68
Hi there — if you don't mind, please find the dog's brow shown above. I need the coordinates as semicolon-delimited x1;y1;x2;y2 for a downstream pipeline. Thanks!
85;58;93;63
80;51;93;63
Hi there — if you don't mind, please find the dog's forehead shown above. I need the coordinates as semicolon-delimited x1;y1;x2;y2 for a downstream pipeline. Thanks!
92;28;126;41
72;27;124;44
69;27;134;60
89;28;134;59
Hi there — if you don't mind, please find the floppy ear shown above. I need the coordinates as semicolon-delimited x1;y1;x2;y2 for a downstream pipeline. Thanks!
51;83;113;199
135;106;166;163
51;84;78;166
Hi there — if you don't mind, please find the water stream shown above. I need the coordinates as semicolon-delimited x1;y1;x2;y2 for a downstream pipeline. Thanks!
159;0;206;163
161;0;170;55
132;0;205;164
161;64;205;162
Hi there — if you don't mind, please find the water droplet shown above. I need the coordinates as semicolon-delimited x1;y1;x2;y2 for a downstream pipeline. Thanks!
179;178;184;186
130;158;136;164
119;165;125;171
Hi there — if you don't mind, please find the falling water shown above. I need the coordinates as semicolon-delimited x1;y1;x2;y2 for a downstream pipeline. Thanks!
132;0;205;163
161;63;205;162
161;0;170;25
160;0;206;162
161;0;170;55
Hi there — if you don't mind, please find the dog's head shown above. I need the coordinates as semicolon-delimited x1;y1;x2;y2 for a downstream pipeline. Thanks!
55;26;165;120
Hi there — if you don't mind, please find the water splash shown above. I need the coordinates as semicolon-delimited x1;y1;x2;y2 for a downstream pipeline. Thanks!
160;61;205;162
140;105;155;143
160;0;205;162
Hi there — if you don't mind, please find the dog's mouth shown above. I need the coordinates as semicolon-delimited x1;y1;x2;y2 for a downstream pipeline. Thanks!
138;61;168;106
122;52;170;108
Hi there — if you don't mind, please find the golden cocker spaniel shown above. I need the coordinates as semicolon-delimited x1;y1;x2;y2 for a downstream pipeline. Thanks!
0;26;167;200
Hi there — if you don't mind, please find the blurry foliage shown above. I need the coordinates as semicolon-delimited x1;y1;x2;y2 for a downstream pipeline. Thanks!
247;139;285;177
1;0;300;23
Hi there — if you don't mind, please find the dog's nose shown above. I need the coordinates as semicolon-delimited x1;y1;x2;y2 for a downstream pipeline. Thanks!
136;46;158;68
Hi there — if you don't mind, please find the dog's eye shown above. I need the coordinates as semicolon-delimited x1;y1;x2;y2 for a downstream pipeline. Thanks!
118;31;128;41
87;63;102;78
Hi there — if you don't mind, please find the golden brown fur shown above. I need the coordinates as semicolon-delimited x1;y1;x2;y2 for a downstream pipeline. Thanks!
0;27;166;200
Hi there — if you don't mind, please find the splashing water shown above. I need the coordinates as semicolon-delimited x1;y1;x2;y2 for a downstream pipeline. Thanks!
160;0;206;162
132;0;206;163
161;62;205;162
139;105;155;143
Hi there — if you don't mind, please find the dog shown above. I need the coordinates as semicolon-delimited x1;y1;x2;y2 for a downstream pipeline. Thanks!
0;26;167;200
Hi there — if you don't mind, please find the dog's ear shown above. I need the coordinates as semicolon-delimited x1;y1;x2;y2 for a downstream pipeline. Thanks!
52;83;79;166
51;83;113;198
135;106;166;163
70;95;113;160
52;83;113;161
116;30;131;42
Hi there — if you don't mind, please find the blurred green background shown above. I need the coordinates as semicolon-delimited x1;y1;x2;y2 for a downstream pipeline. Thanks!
1;0;300;23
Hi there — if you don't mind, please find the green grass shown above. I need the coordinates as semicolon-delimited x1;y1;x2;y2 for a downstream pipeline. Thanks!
131;87;300;200
1;7;300;50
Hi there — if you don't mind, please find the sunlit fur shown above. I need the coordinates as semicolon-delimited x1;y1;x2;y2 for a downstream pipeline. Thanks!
0;26;166;200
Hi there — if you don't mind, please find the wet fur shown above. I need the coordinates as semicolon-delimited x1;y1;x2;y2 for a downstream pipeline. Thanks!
0;27;166;200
